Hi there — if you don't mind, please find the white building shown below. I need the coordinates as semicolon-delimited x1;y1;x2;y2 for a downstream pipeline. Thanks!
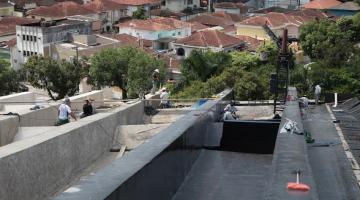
14;19;92;69
173;29;244;58
264;0;310;9
161;0;201;12
111;0;161;17
116;17;192;50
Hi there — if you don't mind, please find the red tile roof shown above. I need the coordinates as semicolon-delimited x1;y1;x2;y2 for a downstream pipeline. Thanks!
0;17;39;36
84;0;127;12
110;0;160;6
302;0;342;9
189;21;208;32
329;1;360;11
212;11;245;22
188;14;235;27
175;30;243;48
238;11;328;27
5;38;17;48
12;0;56;7
116;17;192;31
235;35;262;51
27;1;96;18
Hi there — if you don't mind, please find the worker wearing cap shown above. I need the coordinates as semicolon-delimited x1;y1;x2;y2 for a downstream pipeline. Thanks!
56;98;77;125
151;69;160;94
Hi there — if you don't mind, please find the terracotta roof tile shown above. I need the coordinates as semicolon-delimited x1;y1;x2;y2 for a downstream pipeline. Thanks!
238;10;328;27
84;0;127;11
0;16;39;36
188;14;234;27
329;1;360;11
175;30;243;48
12;0;56;7
235;35;262;51
212;12;245;22
110;0;160;6
189;21;208;32
116;17;191;31
27;2;96;18
302;0;342;9
5;38;17;47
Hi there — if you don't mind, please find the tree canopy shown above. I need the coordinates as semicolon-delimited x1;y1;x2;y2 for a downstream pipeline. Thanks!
89;47;165;98
133;6;147;19
0;60;20;96
24;56;83;100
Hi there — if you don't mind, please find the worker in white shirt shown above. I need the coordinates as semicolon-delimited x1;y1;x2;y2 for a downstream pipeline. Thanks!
56;98;77;125
314;84;321;105
159;88;170;108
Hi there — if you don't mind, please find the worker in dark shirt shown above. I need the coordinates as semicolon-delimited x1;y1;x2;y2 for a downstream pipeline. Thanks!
80;100;93;118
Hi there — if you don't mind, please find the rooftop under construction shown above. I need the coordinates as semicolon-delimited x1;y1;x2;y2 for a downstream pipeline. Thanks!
0;87;360;200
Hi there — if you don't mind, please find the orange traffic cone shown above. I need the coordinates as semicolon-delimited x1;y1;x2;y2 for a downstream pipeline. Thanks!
287;170;310;192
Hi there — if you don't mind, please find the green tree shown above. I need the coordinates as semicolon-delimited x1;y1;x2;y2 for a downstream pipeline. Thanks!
0;59;19;96
89;47;165;99
133;6;147;19
127;50;165;98
24;56;82;100
299;19;354;67
181;50;232;84
89;47;138;99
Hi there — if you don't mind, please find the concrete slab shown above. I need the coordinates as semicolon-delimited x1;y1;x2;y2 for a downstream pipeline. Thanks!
236;105;274;120
116;124;169;150
172;150;273;200
13;126;55;142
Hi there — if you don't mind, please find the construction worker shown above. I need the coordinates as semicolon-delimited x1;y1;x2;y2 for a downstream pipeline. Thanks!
80;99;93;118
151;69;160;94
222;100;238;120
56;98;77;125
159;88;170;108
314;84;321;105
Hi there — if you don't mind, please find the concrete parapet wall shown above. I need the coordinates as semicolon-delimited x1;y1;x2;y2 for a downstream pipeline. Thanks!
0;116;19;146
68;90;104;111
264;87;318;200
0;101;145;200
0;92;35;111
19;105;59;127
54;89;233;200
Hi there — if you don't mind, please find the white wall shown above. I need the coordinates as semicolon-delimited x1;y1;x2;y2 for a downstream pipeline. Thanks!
162;0;201;12
119;27;191;41
214;8;240;14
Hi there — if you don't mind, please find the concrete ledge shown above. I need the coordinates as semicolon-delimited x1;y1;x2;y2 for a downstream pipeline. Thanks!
0;92;35;111
0;101;145;200
0;116;19;146
68;90;104;111
264;87;318;200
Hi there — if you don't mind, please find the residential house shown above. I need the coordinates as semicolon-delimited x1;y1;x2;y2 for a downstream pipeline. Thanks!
214;2;247;15
327;1;360;17
0;16;39;42
189;21;208;33
173;29;244;58
14;18;92;69
150;9;187;21
26;1;96;20
116;17;192;50
0;2;14;16
263;0;310;9
110;0;160;17
49;34;121;61
235;11;328;40
160;0;200;13
10;0;56;17
83;0;128;31
302;0;342;10
235;35;262;52
187;13;235;27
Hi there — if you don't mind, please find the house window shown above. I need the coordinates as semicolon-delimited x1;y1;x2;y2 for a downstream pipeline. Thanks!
188;0;193;4
22;35;26;40
172;33;176;36
161;0;165;6
178;31;181;35
34;37;37;42
23;51;26;56
26;35;29;41
30;36;33;41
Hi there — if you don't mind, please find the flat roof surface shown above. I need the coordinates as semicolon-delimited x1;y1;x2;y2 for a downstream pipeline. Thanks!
172;150;273;200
